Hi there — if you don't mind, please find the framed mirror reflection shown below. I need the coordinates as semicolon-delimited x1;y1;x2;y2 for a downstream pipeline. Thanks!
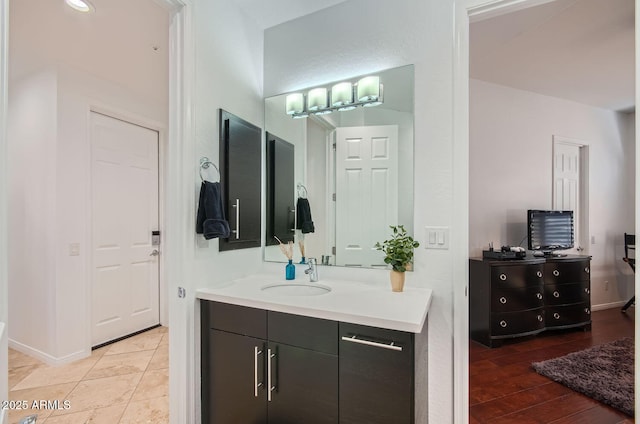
264;65;415;269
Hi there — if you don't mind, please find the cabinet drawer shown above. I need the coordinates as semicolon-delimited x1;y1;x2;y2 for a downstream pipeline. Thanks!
339;323;414;424
268;311;338;355
491;286;544;313
544;282;590;306
544;261;590;284
491;308;545;336
491;264;544;288
202;301;267;339
546;304;591;328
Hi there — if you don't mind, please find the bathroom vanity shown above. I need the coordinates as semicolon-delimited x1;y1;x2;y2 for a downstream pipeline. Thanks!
197;275;432;424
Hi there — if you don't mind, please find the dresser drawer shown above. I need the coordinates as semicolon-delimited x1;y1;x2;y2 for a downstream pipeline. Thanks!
544;282;590;306
546;303;591;328
491;308;545;336
201;300;267;338
544;261;590;284
268;311;338;355
491;263;544;288
491;286;544;313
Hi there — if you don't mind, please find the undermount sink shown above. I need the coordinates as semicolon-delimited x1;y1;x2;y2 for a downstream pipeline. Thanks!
261;283;332;296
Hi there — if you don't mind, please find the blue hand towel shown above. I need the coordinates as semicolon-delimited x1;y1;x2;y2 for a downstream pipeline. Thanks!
296;197;315;234
196;181;231;239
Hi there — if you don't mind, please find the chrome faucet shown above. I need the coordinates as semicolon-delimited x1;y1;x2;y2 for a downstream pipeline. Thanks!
305;257;318;282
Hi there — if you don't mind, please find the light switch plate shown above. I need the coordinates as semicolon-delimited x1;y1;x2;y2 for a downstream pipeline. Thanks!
424;226;449;250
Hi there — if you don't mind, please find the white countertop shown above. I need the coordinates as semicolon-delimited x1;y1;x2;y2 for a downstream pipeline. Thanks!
196;274;433;333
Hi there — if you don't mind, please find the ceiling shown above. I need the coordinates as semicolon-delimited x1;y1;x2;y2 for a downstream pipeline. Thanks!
10;0;634;113
471;0;635;112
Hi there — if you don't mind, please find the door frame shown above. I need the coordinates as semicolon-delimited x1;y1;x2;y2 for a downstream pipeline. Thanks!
87;108;165;347
453;0;639;422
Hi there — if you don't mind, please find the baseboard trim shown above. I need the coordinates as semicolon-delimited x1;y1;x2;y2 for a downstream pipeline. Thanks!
591;301;628;312
8;339;88;366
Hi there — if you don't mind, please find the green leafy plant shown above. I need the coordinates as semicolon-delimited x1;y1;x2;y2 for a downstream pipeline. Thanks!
375;225;420;272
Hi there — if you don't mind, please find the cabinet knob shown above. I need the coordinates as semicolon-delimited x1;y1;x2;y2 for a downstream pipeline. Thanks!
584;267;590;274
584;287;590;294
499;297;507;304
536;271;543;278
553;291;560;298
499;273;507;281
553;312;560;319
585;308;591;315
553;270;560;277
536;293;543;300
499;320;507;328
537;315;543;322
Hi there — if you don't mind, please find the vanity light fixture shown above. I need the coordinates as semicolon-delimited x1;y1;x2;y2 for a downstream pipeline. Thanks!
65;0;95;12
284;75;383;118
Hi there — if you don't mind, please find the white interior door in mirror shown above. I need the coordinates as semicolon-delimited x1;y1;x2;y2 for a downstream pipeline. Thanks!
552;140;583;253
90;112;160;346
335;125;398;267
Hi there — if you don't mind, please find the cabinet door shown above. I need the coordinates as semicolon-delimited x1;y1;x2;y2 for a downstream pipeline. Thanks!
267;342;338;424
339;323;414;424
219;109;262;251
204;329;267;424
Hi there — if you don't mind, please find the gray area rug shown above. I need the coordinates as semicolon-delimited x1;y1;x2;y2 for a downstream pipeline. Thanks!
532;337;634;416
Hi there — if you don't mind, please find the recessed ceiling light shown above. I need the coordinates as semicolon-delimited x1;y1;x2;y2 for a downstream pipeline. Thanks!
65;0;95;13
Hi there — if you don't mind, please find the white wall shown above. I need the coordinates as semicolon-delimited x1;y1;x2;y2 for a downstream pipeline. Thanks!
0;0;8;416
8;66;168;363
469;78;635;308
264;1;456;422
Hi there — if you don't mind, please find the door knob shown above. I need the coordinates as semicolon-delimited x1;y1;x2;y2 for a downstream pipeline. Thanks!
150;249;160;257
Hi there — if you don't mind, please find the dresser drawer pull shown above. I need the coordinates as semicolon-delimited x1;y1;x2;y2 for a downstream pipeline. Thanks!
536;271;543;278
585;308;591;314
553;291;560;298
537;315;543;322
553;313;560;319
536;293;543;300
499;297;507;304
585;267;590;274
584;288;590;294
341;335;403;351
499;274;507;281
499;320;507;328
553;270;560;277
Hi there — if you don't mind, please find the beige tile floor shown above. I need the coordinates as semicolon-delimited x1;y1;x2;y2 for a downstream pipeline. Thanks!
7;327;169;424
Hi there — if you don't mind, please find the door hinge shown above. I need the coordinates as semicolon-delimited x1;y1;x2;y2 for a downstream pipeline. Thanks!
332;193;336;201
332;246;336;255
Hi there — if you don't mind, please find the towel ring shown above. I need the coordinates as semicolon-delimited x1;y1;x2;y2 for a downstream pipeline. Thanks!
297;183;308;198
199;157;220;182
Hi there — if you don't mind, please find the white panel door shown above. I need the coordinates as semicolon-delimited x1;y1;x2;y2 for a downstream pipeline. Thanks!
552;141;581;253
335;125;398;267
90;112;160;346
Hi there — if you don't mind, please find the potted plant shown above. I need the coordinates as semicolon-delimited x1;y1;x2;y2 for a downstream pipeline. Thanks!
375;225;420;292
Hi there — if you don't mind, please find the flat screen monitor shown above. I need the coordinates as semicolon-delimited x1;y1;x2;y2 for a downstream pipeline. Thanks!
527;210;574;255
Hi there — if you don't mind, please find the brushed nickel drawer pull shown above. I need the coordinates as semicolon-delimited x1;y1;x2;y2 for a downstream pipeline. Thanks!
585;308;591;314
536;293;543;300
254;346;263;397
553;312;560;319
499;320;507;328
536;271;543;278
553;270;560;277
584;288;590;294
537;315;543;322
553;291;560;298
341;335;403;351
499;274;507;281
267;348;276;401
499;297;507;304
585;267;590;274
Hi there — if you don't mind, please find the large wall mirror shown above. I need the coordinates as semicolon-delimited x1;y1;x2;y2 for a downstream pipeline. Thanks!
264;65;415;268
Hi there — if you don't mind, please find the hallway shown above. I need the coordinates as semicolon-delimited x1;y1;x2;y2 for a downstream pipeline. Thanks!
7;327;168;423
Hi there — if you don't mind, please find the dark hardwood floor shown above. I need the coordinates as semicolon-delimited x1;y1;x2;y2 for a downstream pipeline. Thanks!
470;307;635;423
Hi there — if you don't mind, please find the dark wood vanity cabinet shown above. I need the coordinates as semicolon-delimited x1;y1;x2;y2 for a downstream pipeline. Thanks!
219;109;262;251
469;256;591;347
201;300;416;424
